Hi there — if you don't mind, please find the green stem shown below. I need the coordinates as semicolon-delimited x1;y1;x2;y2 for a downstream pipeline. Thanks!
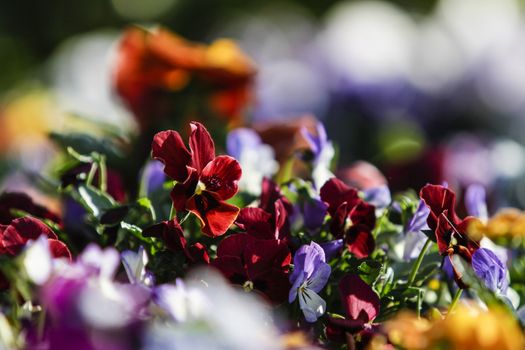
169;203;176;220
408;238;432;287
448;288;463;316
86;162;98;187
98;155;107;192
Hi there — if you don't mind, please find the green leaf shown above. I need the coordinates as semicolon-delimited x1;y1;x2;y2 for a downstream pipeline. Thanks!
50;132;123;161
76;184;116;218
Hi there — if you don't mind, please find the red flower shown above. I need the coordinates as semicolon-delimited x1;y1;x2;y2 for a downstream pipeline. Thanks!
235;178;292;241
212;233;291;304
327;274;380;345
420;184;480;287
143;219;209;264
420;184;479;258
320;178;376;258
152;122;242;237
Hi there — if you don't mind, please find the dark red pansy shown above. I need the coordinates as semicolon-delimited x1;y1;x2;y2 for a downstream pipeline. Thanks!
327;274;380;344
420;184;479;258
0;192;62;226
212;233;291;303
320;178;376;258
152;122;242;237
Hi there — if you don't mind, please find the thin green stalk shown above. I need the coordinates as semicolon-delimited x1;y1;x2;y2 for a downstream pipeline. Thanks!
448;288;463;316
98;155;107;192
169;203;176;220
86;162;98;187
408;238;432;287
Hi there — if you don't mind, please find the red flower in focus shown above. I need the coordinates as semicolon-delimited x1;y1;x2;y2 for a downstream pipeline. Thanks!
320;178;376;258
0;192;62;226
420;184;480;286
152;122;242;237
235;178;293;241
114;26;256;130
143;219;209;264
212;233;291;303
327;274;380;346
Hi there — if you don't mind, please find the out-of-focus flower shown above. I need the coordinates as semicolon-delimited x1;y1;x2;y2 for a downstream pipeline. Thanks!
0;191;62;226
212;233;291;303
363;185;391;211
227;128;278;196
336;161;387;191
141;160;166;196
465;183;489;222
301;122;334;189
468;208;525;239
471;247;508;294
114;26;256;130
384;304;525;350
152;122;242;237
320;178;376;258
289;242;331;322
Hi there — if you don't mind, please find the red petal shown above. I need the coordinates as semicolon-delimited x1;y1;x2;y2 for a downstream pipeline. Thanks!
0;192;62;226
252;267;291;304
235;208;274;239
201;156;241;200
420;184;461;231
48;239;72;260
244;239;291;280
320;178;360;217
216;233;250;258
152;130;192;182
187;194;240;237
211;255;246;283
143;219;187;252
2;217;57;256
189;122;215;173
170;170;199;212
349;201;376;229
186;243;210;264
339;274;380;323
345;225;375;259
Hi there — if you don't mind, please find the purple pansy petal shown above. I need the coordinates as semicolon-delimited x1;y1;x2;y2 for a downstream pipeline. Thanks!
226;128;262;160
406;200;430;233
465;184;488;221
289;271;306;303
363;185;391;209
302;198;328;233
472;248;508;294
307;263;331;293
142;160;166;195
403;230;429;261
320;239;344;260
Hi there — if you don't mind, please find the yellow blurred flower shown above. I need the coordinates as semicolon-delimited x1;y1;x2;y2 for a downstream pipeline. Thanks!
382;305;525;350
468;208;525;239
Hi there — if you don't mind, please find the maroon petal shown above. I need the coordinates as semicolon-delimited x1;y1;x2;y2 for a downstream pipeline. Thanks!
143;219;187;252
48;239;72;260
320;178;360;217
345;225;375;259
2;217;57;256
0;192;62;226
235;208;274;239
187;194;240;237
201;156;241;200
253;267;291;304
420;184;461;231
216;233;250;258
152;130;192;182
244;239;291;280
186;243;210;264
170;170;199;212
339;274;380;323
349;201;376;229
211;255;247;284
189;122;216;173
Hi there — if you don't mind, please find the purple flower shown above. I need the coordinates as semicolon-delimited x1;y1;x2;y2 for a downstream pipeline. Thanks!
121;246;154;287
226;128;262;160
301;197;328;233
301;122;335;189
289;242;331;322
472;248;508;294
141;160;166;195
465;184;488;221
363;185;391;210
320;239;344;261
403;200;430;260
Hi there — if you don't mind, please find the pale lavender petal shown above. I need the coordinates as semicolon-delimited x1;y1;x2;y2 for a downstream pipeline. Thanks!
363;185;391;209
403;230;429;261
142;160;166;195
465;184;488;221
406;200;430;233
226;128;262;160
307;263;331;293
289;271;307;303
472;248;508;294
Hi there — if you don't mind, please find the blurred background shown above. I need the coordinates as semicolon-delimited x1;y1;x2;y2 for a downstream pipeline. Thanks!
2;0;525;209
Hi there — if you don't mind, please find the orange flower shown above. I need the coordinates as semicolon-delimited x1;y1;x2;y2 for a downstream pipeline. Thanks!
114;26;256;130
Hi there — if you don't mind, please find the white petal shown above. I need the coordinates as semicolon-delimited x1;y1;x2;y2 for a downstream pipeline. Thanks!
23;236;52;285
298;288;326;323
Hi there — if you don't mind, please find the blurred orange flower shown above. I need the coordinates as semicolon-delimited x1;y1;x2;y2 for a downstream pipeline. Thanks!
114;26;256;131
